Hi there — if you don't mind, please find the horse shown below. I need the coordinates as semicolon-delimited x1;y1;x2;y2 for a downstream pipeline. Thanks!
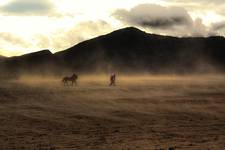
62;73;78;86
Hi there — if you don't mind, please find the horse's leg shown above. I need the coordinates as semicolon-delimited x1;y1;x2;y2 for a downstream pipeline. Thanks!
74;80;77;86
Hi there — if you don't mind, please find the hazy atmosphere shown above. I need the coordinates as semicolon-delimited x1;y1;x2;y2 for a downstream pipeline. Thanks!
0;1;225;150
0;0;225;56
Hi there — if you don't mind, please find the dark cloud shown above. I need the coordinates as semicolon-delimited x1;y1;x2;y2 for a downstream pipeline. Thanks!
0;0;57;16
112;4;224;37
113;4;192;29
140;16;189;28
212;22;225;31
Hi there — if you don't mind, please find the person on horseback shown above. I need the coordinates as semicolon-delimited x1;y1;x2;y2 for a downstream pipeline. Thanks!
109;73;116;86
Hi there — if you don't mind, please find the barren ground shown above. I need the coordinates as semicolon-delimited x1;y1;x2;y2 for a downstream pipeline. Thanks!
0;74;225;150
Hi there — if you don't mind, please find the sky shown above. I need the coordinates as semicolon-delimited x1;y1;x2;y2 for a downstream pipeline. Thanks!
0;0;225;57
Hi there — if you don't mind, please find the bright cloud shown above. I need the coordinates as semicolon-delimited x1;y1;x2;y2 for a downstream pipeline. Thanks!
0;0;58;16
0;0;224;56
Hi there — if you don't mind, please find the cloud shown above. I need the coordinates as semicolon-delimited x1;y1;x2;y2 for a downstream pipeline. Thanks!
191;18;209;36
169;0;225;4
0;32;32;56
212;22;225;31
53;20;112;50
113;4;192;29
0;32;30;47
0;20;113;56
112;4;217;37
209;21;225;36
34;20;113;52
0;0;58;16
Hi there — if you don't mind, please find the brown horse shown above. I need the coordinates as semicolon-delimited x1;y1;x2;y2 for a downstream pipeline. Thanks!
62;73;78;86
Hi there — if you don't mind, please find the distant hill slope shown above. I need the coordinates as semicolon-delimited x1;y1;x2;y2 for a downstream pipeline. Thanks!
2;50;54;74
0;55;6;60
2;27;225;74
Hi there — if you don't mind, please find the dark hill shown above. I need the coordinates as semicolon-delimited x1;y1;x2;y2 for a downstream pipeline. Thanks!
54;27;225;73
3;50;54;74
2;27;225;74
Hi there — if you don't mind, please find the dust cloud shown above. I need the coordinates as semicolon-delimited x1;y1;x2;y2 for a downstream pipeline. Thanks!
0;73;225;149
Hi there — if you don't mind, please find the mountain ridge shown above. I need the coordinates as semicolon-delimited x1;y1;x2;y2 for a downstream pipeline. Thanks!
1;27;225;74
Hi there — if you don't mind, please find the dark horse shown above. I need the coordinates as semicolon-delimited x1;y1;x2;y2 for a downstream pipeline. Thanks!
62;73;78;86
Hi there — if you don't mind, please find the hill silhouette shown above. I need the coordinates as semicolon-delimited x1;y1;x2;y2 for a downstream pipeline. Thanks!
2;50;54;74
1;27;225;74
